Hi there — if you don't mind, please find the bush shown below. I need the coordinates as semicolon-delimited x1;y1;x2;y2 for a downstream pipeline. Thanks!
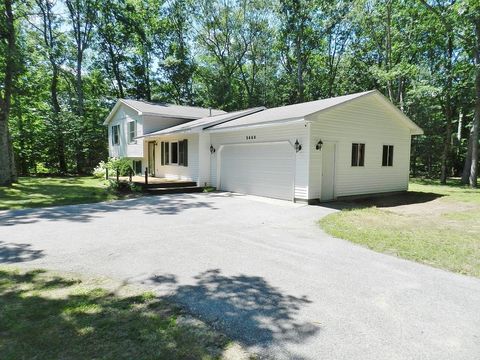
107;158;133;176
93;161;107;178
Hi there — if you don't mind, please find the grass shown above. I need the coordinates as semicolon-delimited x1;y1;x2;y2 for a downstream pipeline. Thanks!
319;178;480;278
0;267;230;360
0;177;122;210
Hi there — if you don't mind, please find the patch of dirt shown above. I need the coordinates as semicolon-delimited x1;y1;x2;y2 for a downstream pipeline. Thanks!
382;197;479;216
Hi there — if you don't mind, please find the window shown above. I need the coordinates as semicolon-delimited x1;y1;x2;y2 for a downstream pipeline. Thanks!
133;160;142;174
111;125;120;145
178;139;188;166
162;142;169;165
171;142;178;164
128;121;137;143
382;145;394;166
351;143;365;166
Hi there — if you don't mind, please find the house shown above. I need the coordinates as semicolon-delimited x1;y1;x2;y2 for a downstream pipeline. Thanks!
103;99;225;174
105;90;423;203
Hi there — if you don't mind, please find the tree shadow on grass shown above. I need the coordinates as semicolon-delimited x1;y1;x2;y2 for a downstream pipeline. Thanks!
0;194;218;226
320;191;444;211
0;269;229;360
150;269;319;355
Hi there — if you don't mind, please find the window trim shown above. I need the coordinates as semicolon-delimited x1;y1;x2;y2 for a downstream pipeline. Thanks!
351;143;365;167
382;145;394;167
128;120;137;144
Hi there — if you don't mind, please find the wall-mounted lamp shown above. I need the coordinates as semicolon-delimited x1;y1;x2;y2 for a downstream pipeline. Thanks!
316;140;323;151
294;139;302;153
210;145;216;154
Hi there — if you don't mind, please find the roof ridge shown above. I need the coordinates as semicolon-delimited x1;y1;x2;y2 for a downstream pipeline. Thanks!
121;98;224;111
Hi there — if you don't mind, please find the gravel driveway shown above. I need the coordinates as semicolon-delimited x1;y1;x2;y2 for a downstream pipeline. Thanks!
1;192;479;360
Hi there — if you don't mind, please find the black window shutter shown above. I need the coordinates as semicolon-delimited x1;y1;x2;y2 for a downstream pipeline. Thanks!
351;143;358;166
178;141;184;166
359;144;365;166
183;139;188;166
165;142;170;165
161;141;165;166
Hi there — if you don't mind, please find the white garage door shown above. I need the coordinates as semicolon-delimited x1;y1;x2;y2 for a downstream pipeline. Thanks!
219;142;295;200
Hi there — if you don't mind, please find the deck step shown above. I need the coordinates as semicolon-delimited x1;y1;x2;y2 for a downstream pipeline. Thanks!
145;186;204;195
139;181;197;189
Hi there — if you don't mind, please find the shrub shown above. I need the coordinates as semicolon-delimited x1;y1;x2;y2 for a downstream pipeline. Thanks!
107;158;133;177
93;161;107;178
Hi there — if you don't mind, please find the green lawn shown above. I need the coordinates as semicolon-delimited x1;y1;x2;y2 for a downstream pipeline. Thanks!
320;178;480;278
0;177;121;210
0;267;230;360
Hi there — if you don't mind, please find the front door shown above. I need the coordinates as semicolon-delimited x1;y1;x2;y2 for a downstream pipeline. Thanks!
321;142;336;201
148;141;156;176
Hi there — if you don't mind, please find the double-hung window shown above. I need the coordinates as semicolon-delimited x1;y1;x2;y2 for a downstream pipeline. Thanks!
351;143;365;167
160;140;188;166
171;142;179;164
382;145;394;166
111;125;120;145
128;121;137;143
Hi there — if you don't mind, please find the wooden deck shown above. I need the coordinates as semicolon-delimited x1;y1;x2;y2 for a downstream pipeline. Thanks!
118;175;195;185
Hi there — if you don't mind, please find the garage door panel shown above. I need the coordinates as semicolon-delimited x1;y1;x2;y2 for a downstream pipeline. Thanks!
219;142;294;200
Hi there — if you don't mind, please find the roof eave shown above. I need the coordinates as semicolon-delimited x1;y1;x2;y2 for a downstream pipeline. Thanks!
207;117;306;132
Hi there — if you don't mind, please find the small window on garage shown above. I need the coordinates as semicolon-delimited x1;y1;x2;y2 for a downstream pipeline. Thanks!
382;145;394;166
171;142;178;164
351;143;365;166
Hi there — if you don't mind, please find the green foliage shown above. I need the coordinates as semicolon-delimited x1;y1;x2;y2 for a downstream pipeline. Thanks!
0;177;119;210
106;158;133;176
3;0;479;180
0;267;229;359
319;180;480;277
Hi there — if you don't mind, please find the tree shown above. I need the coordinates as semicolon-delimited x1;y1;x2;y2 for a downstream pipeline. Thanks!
65;0;97;173
0;0;17;185
34;0;68;173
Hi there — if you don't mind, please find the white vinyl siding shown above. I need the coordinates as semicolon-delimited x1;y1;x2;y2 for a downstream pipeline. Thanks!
209;122;309;200
108;106;143;158
150;134;199;181
308;95;411;200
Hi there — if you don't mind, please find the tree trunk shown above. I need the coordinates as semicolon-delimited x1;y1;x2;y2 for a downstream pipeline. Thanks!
0;0;17;186
385;0;393;102
470;19;480;188
108;44;124;98
75;51;85;174
462;127;473;184
51;65;67;174
440;34;454;184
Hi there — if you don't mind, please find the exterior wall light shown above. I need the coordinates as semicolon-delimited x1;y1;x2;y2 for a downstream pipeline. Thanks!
210;145;216;154
316;140;323;150
294;139;302;152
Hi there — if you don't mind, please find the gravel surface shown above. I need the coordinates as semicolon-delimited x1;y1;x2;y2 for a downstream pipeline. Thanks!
1;192;479;360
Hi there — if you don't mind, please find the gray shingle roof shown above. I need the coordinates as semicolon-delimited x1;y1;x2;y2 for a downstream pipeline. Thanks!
140;107;266;137
121;99;225;119
209;91;375;130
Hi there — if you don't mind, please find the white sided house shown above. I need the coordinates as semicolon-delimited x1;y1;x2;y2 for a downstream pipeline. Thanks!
106;90;423;203
103;99;225;174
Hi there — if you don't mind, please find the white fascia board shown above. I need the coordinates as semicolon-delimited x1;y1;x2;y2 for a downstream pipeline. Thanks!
206;117;306;133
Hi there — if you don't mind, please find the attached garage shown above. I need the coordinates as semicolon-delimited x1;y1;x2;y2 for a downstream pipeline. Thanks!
218;142;295;200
